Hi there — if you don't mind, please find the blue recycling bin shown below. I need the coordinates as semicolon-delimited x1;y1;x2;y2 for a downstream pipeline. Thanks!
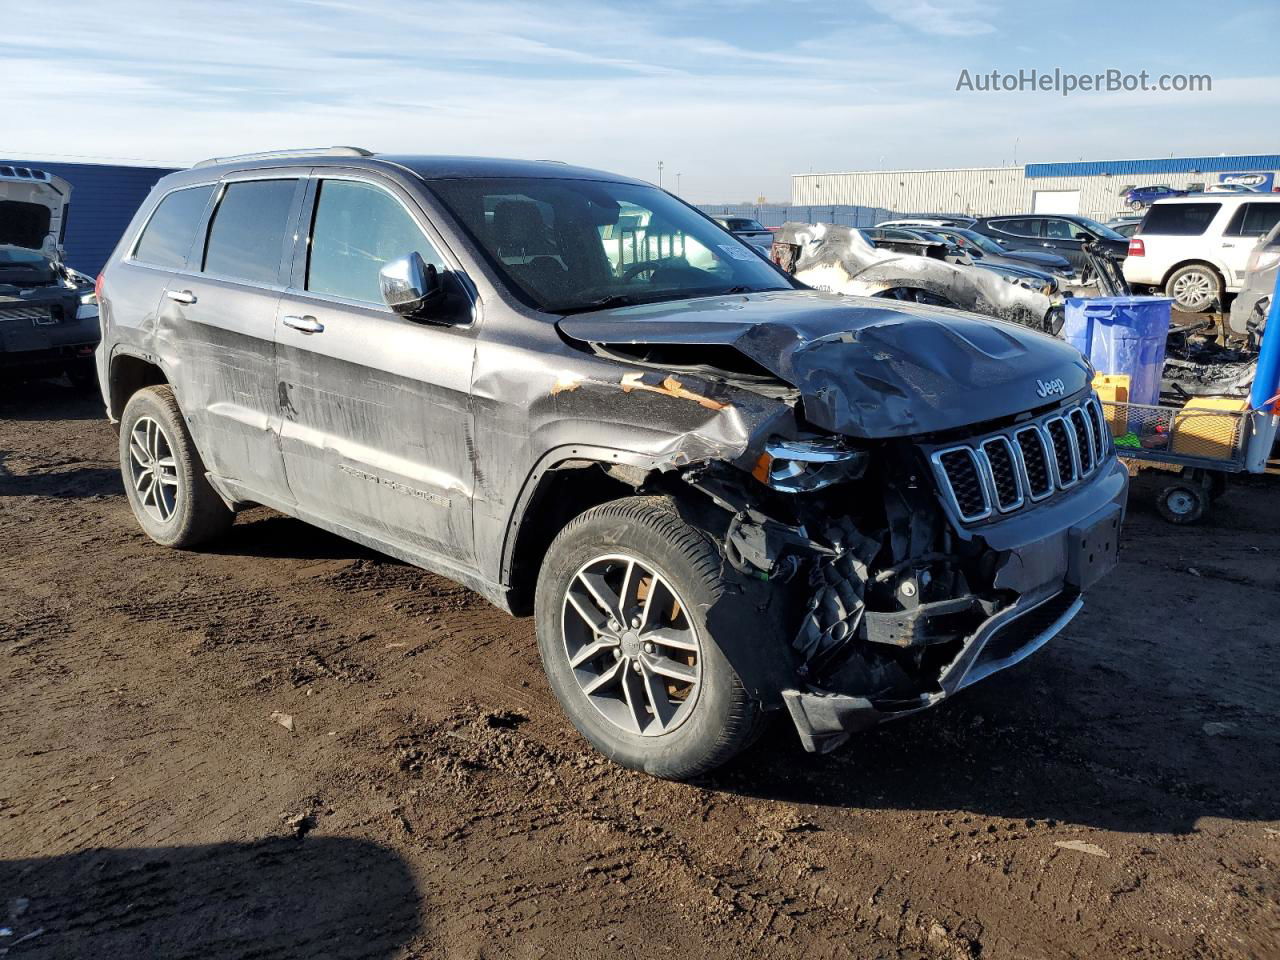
1061;296;1173;406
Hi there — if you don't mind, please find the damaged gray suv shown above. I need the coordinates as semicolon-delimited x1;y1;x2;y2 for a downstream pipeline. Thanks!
97;147;1127;779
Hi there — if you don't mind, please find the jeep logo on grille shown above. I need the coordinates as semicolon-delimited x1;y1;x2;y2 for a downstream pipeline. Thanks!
1036;378;1066;398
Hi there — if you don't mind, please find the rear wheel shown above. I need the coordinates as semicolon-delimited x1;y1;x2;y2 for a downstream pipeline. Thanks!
1166;264;1220;313
119;385;234;548
534;497;764;779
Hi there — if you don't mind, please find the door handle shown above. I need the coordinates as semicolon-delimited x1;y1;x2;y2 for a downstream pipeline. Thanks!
282;314;324;334
1221;243;1236;248
166;289;197;305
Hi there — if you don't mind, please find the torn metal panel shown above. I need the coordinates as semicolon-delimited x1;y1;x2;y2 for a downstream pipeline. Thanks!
772;222;1058;332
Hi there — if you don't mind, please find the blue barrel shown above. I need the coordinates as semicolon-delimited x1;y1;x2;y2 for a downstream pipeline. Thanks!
1061;296;1173;406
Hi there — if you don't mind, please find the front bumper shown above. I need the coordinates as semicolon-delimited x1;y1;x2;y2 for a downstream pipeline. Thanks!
0;306;99;375
1228;287;1267;338
782;457;1128;753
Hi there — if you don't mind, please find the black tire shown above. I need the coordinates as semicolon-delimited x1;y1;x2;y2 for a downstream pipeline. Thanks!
1165;264;1221;313
1155;481;1208;525
534;496;764;780
119;385;234;548
65;359;98;392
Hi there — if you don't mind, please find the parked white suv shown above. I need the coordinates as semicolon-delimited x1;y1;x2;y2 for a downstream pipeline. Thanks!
1123;195;1280;312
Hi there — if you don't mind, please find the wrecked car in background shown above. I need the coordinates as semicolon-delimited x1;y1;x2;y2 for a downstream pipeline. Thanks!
97;148;1127;779
0;165;99;388
772;222;1063;333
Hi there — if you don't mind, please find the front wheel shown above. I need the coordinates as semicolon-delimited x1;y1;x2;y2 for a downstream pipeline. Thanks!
119;385;234;548
534;497;764;779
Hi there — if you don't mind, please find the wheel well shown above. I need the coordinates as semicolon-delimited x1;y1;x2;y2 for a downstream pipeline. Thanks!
1160;259;1225;292
505;462;641;616
108;354;167;420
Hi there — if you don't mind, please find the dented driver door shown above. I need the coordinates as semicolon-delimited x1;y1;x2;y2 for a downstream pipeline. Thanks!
274;174;477;565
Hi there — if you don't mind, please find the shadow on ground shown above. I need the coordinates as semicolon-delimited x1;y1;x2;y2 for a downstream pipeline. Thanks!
0;837;423;959
0;378;103;422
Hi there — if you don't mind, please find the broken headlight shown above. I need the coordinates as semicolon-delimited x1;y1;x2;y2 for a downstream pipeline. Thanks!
753;437;868;493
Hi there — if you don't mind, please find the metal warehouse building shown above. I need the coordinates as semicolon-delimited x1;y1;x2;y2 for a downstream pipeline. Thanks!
1;159;178;275
792;154;1280;222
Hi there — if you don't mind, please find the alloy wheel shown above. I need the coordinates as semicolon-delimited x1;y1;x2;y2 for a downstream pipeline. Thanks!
128;416;180;522
562;554;702;736
1172;271;1213;310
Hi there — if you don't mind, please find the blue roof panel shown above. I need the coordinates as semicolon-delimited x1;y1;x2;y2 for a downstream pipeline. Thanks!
1026;155;1280;179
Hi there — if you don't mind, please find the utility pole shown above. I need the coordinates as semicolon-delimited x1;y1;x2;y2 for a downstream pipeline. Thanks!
676;172;682;196
658;160;664;189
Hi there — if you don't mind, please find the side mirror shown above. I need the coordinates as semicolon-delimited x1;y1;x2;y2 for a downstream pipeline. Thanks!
379;252;445;318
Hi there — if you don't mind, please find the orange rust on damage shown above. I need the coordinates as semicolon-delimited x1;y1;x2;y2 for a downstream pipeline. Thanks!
620;372;728;411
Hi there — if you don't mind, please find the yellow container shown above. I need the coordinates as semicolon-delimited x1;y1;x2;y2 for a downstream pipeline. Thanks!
1091;373;1131;436
1170;397;1248;460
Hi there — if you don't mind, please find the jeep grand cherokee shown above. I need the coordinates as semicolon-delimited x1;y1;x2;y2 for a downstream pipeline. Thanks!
96;147;1126;779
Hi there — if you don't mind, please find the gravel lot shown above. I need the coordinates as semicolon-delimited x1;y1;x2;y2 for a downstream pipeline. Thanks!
2;379;1277;960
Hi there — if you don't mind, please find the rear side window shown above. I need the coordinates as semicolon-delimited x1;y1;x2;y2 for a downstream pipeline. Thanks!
1225;202;1280;238
1141;202;1220;236
133;185;214;268
306;179;443;303
991;218;1038;237
202;179;297;284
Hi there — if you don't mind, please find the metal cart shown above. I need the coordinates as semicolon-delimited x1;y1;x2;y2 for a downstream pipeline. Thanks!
1101;396;1278;523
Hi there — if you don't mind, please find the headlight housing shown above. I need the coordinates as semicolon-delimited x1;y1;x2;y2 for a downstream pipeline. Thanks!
753;437;868;493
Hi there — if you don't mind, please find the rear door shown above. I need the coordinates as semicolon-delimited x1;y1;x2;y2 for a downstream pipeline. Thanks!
151;172;305;502
1039;218;1087;269
274;172;478;565
1220;201;1280;290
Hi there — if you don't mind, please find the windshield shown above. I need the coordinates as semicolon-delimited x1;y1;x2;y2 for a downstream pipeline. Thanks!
1073;215;1128;242
427;178;792;314
947;229;1003;255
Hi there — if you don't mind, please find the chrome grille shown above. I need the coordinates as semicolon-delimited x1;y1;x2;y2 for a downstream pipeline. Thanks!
930;394;1110;524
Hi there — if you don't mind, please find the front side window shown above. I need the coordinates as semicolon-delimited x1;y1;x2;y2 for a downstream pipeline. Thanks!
428;178;790;314
307;179;443;303
133;185;215;269
1141;202;1221;237
1043;220;1075;240
203;179;297;284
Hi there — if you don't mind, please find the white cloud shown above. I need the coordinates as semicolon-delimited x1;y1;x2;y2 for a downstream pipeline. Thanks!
0;0;1269;203
863;0;997;37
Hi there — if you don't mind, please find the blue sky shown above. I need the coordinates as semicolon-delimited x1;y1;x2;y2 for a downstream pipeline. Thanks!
2;0;1276;201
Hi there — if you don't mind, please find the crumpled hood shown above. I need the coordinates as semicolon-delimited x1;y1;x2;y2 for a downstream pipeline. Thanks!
558;289;1090;438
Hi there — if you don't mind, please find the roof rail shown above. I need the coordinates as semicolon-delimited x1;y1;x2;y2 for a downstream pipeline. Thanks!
192;146;374;168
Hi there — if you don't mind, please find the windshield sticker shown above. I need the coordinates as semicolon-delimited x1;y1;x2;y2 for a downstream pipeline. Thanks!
718;244;756;262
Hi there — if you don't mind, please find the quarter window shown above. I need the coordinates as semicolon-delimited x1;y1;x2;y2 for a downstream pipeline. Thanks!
1140;202;1220;236
133;185;215;269
203;179;297;284
307;179;442;303
1225;202;1280;238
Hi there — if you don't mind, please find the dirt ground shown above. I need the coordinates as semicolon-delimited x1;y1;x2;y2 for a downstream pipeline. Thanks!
2;379;1277;960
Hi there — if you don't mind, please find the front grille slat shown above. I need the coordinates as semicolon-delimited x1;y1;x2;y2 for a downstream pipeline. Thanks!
1069;409;1094;475
935;448;989;521
930;395;1111;524
981;437;1022;511
1015;427;1052;499
1045;417;1077;487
